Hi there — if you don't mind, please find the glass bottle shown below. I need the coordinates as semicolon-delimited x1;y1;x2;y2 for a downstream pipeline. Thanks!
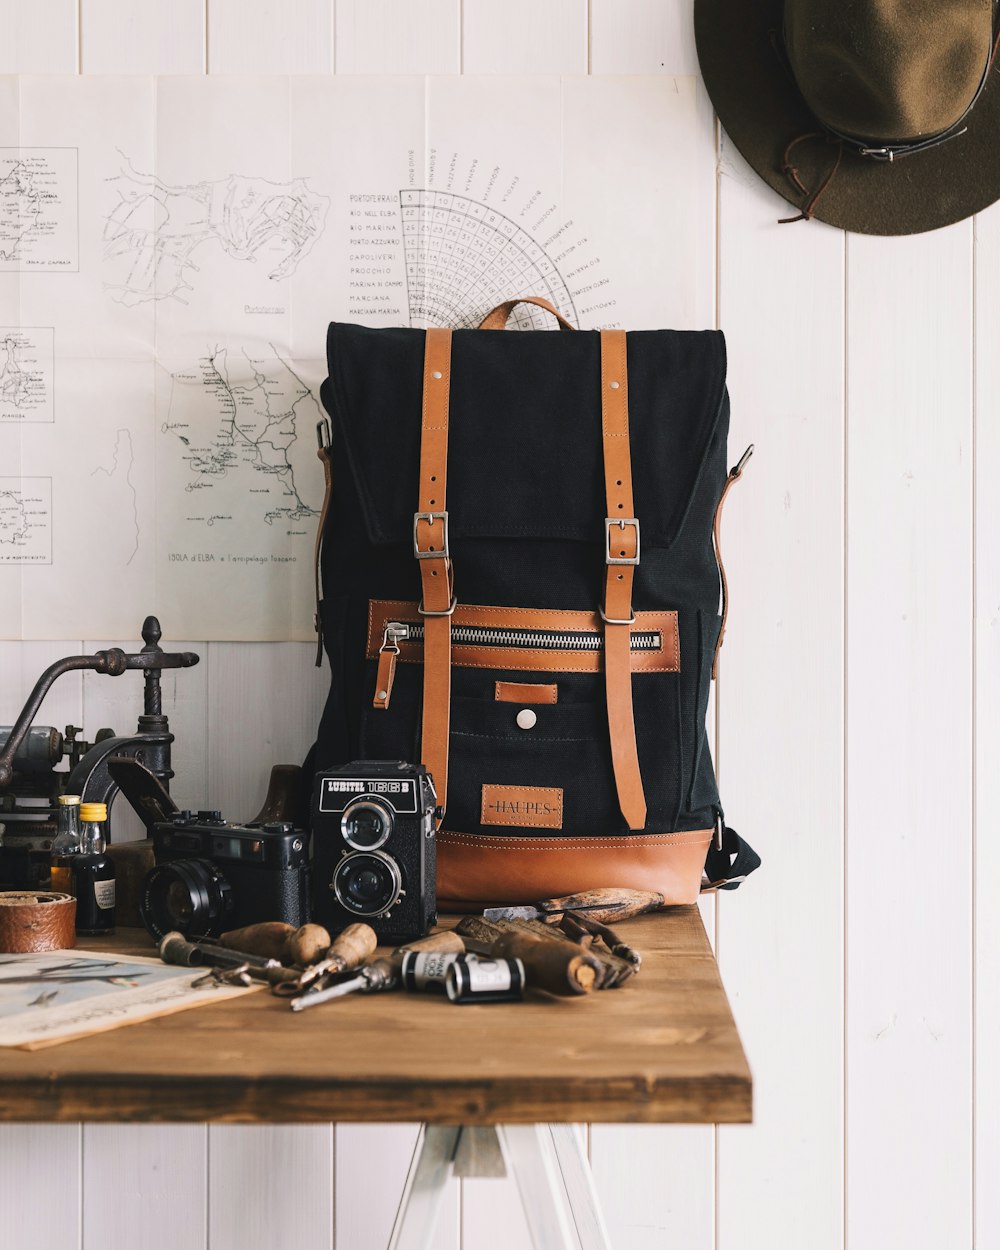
50;794;82;894
73;802;116;935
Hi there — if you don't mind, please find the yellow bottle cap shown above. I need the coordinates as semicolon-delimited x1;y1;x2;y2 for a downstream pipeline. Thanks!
79;802;108;823
57;794;81;806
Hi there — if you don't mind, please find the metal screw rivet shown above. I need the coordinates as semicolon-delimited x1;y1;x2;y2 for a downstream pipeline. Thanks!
376;690;387;701
609;380;620;390
516;709;537;730
432;371;442;379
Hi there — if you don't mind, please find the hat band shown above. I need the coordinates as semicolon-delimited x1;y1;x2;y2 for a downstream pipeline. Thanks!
779;16;1000;164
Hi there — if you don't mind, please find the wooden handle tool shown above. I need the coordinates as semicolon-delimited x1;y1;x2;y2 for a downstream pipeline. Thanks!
276;923;379;995
456;915;601;996
219;922;333;967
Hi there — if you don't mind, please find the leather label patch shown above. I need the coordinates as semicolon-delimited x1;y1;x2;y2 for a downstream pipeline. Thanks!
481;785;563;830
494;681;558;704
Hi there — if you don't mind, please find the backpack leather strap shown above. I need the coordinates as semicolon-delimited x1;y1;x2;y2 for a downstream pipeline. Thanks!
414;328;455;823
600;329;647;831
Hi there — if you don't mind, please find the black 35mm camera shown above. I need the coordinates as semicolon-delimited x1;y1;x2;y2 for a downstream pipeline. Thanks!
139;810;311;941
312;761;438;942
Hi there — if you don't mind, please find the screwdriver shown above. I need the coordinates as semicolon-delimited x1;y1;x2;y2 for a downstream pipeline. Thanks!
290;957;396;1011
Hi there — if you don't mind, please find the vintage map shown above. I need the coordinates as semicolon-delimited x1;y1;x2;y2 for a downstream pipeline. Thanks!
0;75;711;639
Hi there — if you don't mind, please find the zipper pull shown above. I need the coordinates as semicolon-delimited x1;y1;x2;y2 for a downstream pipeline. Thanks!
373;623;408;710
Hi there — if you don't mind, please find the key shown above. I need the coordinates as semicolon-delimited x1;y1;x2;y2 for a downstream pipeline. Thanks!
289;958;397;1011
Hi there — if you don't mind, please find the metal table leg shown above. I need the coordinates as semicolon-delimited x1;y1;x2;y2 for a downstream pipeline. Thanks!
387;1123;613;1250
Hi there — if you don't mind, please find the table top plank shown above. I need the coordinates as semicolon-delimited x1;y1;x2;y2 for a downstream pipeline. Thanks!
0;906;752;1125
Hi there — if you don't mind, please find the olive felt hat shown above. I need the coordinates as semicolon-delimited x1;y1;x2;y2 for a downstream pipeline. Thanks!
694;0;1000;234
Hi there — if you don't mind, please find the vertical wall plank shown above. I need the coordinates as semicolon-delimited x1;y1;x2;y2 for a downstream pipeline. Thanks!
462;0;587;74
335;1123;459;1250
205;642;325;822
334;0;459;74
208;0;333;74
589;1126;714;1250
0;640;84;1245
589;0;698;75
0;0;78;72
974;198;1000;1250
715;139;846;1250
80;0;206;74
846;224;973;1249
209;1125;333;1250
82;1126;207;1250
0;1125;81;1250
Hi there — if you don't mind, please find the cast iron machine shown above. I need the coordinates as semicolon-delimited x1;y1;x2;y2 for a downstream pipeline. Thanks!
0;616;199;889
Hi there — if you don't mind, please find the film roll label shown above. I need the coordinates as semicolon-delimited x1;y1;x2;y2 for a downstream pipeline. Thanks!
445;954;525;1004
401;949;463;991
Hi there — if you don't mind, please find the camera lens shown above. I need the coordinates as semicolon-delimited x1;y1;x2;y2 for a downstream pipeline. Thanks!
139;858;235;941
332;850;402;917
341;799;393;850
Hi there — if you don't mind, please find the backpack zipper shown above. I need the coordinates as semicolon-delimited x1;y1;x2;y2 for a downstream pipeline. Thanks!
374;619;662;709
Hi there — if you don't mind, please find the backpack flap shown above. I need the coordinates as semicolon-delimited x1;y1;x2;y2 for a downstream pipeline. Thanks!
321;322;729;551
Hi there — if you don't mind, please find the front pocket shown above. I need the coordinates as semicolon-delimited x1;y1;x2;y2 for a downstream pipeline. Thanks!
445;690;620;837
359;598;689;837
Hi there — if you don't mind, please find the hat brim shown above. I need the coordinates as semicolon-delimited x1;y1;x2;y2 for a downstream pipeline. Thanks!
694;0;1000;235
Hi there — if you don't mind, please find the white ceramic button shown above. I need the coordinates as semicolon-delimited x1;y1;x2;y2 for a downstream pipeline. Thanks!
516;709;537;730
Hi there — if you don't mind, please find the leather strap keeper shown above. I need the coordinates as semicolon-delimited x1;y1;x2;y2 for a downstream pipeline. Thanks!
0;891;77;953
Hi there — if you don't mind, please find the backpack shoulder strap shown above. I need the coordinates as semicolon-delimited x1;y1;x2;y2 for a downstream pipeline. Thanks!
600;330;647;830
414;327;455;822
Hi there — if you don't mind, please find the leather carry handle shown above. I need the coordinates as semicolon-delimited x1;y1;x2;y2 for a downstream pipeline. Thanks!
477;297;576;331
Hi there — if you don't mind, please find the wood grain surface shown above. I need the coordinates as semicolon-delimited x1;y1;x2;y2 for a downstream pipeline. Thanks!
0;908;751;1126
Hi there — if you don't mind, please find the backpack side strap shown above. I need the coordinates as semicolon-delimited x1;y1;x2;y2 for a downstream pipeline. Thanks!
702;825;762;892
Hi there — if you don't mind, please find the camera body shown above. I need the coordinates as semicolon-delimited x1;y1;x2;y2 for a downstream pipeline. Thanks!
312;761;437;943
139;810;311;940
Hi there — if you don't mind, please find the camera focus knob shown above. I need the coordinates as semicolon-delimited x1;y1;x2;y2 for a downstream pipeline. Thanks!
174;809;193;824
197;810;224;823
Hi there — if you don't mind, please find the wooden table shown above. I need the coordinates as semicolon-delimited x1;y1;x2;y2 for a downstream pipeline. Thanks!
0;906;751;1249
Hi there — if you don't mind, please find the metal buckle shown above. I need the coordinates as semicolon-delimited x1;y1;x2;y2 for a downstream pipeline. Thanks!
413;510;450;560
605;517;640;565
599;605;636;626
418;596;457;618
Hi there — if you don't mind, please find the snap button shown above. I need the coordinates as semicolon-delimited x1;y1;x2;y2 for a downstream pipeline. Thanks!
516;709;537;730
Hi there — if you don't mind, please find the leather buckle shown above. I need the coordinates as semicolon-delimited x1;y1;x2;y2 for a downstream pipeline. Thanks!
605;517;640;565
413;510;450;560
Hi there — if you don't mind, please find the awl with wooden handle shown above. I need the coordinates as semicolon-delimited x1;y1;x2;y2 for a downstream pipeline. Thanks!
483;888;666;926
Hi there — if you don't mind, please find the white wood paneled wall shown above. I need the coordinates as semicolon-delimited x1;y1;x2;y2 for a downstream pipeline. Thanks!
0;2;991;1248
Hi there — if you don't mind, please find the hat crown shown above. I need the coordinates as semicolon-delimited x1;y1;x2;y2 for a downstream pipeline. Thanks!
785;0;993;144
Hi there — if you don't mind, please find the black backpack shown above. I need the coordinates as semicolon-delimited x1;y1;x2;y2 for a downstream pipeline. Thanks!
309;297;759;907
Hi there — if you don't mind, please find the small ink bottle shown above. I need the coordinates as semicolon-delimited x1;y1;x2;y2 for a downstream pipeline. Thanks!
73;802;116;936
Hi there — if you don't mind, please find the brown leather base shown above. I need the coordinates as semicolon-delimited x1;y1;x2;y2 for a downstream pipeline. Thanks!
0;891;77;952
437;829;713;911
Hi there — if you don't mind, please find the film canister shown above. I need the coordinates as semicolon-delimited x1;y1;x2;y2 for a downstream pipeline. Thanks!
445;954;525;1004
401;949;463;991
